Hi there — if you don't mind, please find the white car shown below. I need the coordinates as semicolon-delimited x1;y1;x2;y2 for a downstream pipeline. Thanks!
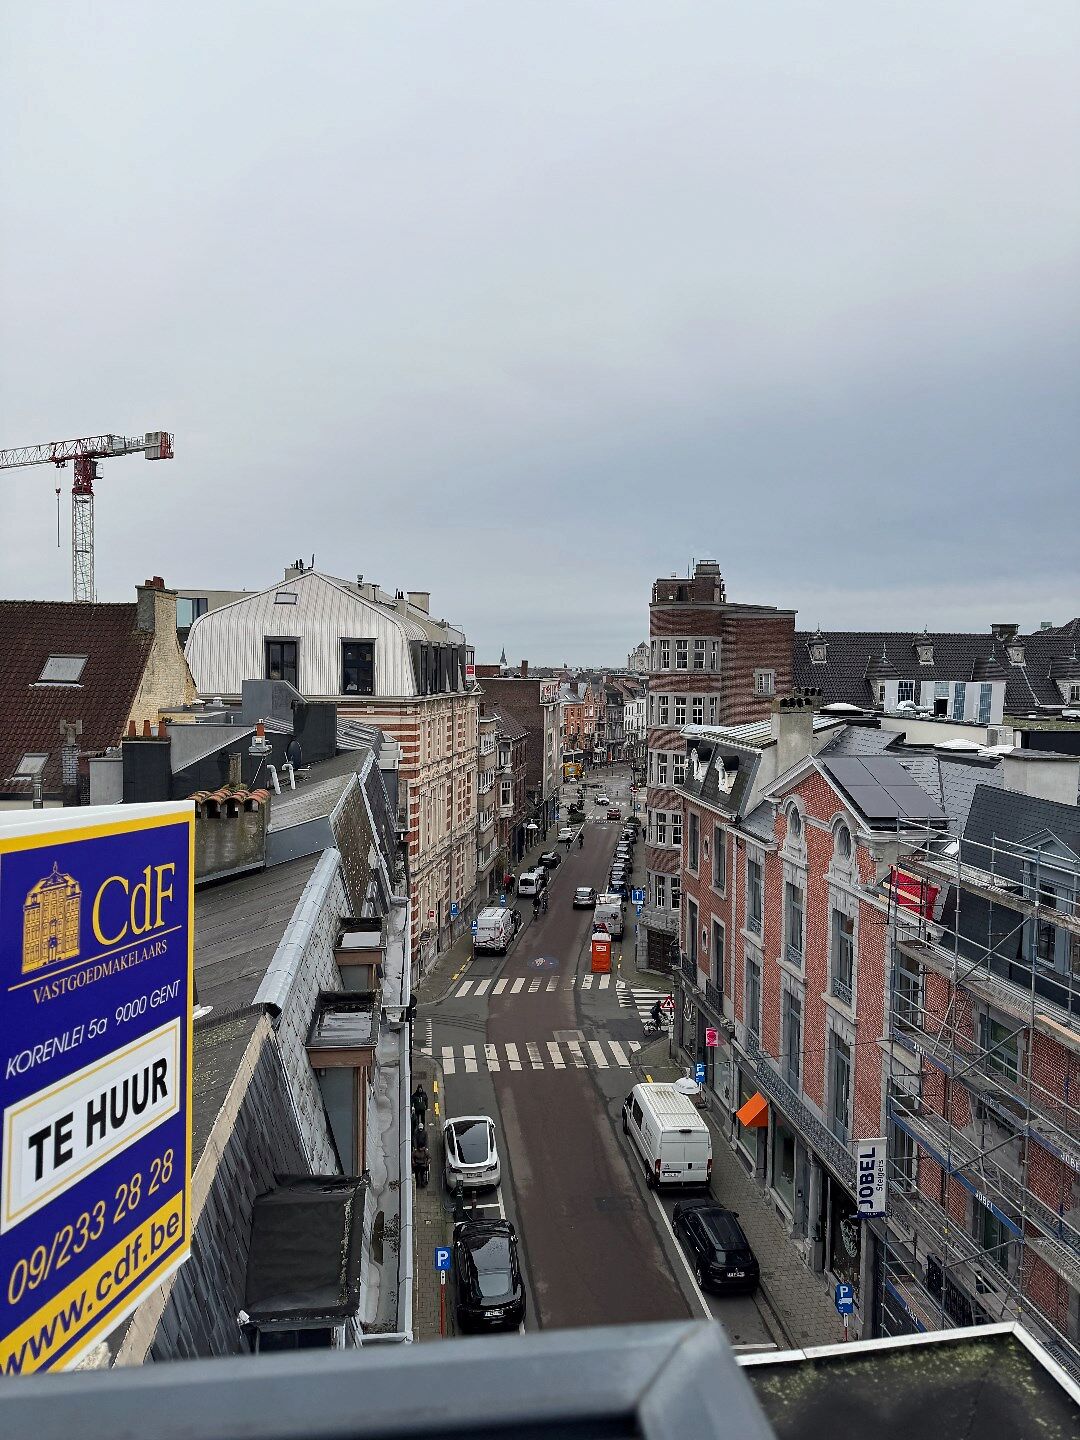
596;794;611;806
444;1115;501;1191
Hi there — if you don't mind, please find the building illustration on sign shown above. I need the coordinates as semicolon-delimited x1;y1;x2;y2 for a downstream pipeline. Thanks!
21;863;82;973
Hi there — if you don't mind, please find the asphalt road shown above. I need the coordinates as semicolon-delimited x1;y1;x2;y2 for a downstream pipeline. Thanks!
424;765;777;1345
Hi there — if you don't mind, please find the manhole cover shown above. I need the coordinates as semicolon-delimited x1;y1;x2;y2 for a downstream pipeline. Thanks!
554;1029;584;1042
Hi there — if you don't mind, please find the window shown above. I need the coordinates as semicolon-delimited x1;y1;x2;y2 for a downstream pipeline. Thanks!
952;681;966;721
893;951;922;1033
650;640;657;670
746;857;763;935
693;639;706;670
38;655;87;684
877;682;886;706
754;669;775;696
835;825;851;862
175;596;207;629
655;813;667;845
657;753;669;786
274;591;299;605
709;640;719;671
14;752;48;777
692;696;704;724
784;991;802;1090
712;920;725;993
772;1116;797;1211
784;882;804;966
712;826;727;891
934;680;950;717
670;876;680;910
671;811;682;847
708;696;718;724
654;874;667;909
500;779;512;807
687;899;698;965
688;812;699;871
976;1199;1011;1273
341;640;375;695
674;696;686;725
978;682;993;724
831;909;854;1004
891;1121;917;1190
980;1014;1019;1083
675;639;689;670
659;640;670;670
1069;683;1080;704
829;1033;852;1145
673;754;686;785
266;639;298;686
658;695;670;725
897;680;915;704
745;955;761;1042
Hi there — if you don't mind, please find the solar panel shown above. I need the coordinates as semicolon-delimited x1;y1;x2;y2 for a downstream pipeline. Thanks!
820;756;947;825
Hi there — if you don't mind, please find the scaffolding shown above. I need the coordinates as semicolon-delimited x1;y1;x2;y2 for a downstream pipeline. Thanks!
877;823;1080;1377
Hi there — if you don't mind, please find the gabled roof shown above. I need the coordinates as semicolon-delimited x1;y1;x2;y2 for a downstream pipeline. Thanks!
491;706;528;743
795;623;1080;713
0;600;154;796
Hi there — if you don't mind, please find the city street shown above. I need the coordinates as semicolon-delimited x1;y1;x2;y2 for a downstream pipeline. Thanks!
418;766;778;1346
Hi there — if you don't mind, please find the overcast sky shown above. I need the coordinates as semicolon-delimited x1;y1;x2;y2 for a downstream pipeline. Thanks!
2;3;1077;663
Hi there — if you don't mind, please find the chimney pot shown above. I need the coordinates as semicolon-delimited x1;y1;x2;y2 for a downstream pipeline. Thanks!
255;722;265;737
142;719;152;736
128;720;137;737
521;660;529;677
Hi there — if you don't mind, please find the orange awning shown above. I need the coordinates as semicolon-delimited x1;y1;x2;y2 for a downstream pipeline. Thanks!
736;1092;769;1128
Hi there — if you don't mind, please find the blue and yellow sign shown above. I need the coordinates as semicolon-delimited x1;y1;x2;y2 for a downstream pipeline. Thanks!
0;803;194;1372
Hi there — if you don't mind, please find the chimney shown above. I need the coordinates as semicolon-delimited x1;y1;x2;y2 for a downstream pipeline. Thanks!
1002;752;1080;807
521;660;529;678
228;751;243;788
136;576;179;637
407;591;430;614
770;690;818;776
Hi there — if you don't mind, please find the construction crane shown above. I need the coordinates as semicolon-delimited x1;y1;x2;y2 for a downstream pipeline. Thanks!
0;431;174;602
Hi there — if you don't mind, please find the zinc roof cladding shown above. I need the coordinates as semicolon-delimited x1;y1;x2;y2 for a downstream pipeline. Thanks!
794;623;1080;712
0;599;153;794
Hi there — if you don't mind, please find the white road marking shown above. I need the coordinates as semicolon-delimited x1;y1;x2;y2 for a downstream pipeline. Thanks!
546;977;558;992
598;974;610;990
526;1042;543;1069
528;979;541;993
567;1040;586;1067
442;1046;456;1076
463;1044;478;1073
511;979;525;994
588;1041;608;1069
493;979;508;995
485;1044;501;1071
581;974;593;989
474;979;491;996
505;1042;522;1071
546;1041;565;1069
629;1041;641;1053
456;981;474;997
608;1040;629;1067
651;1192;712;1320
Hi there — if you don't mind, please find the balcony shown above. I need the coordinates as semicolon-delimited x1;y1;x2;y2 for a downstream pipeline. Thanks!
830;973;853;1007
641;905;678;936
480;736;496;756
478;770;495;796
746;911;762;939
785;944;803;969
744;1030;855;1187
478;808;495;836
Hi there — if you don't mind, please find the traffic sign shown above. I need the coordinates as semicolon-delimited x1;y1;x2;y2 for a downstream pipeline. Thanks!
705;1027;719;1048
631;887;645;905
449;901;459;919
470;920;479;936
694;1062;706;1084
498;893;506;907
635;904;643;918
434;1246;452;1271
834;1282;854;1316
659;995;676;1013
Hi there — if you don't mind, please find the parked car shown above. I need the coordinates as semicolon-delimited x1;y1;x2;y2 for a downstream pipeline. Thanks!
620;828;637;845
452;1218;526;1332
444;1115;501;1191
672;1199;759;1294
622;1083;712;1190
594;897;624;936
538;851;562;870
573;886;597;908
517;869;547;897
607;807;622;821
614;844;633;864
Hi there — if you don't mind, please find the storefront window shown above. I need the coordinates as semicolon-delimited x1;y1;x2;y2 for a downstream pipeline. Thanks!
771;1117;796;1213
828;1181;861;1294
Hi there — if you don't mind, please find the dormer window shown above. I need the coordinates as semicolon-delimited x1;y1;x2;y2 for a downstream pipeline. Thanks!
916;641;934;665
1006;643;1025;665
810;640;827;664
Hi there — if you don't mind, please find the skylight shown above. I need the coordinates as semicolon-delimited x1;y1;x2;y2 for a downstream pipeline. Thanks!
274;592;299;605
38;654;87;683
14;753;48;777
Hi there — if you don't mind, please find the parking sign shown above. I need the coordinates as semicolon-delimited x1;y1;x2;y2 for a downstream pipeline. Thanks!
434;1246;451;1271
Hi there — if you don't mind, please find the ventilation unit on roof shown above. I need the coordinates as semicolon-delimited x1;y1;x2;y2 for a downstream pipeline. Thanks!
986;726;1012;748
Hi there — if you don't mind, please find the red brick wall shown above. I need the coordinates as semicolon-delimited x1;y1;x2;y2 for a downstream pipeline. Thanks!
719;613;796;724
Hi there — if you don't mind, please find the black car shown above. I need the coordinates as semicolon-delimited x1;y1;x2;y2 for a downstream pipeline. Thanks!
538;851;562;869
671;1200;759;1294
452;1218;526;1331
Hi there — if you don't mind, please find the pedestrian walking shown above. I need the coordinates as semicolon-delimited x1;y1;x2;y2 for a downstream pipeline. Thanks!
411;1081;428;1131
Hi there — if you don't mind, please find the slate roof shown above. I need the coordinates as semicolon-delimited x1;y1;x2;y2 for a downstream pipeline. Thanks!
678;736;762;820
491;706;528;743
963;784;1080;881
794;621;1080;714
0;600;154;795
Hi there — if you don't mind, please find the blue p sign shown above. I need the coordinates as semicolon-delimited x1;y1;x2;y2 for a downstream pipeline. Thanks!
450;901;459;919
694;1062;706;1084
470;920;479;935
434;1246;451;1271
834;1282;854;1315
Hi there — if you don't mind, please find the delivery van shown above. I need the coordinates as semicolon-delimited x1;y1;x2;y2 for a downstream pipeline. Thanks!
516;869;548;898
593;895;624;938
622;1082;712;1189
473;907;516;955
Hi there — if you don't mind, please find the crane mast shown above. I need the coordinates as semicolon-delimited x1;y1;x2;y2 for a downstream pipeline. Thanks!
0;431;173;601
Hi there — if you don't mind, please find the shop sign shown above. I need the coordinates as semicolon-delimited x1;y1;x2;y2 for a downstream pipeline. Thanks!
856;1136;887;1218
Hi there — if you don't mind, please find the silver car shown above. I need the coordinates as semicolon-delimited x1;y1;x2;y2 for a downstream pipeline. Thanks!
444;1116;501;1191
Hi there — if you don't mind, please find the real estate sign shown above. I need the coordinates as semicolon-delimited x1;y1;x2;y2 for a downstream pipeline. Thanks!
0;803;194;1372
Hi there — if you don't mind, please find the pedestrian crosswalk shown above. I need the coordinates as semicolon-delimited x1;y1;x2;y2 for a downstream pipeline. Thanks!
617;980;672;1028
453;973;614;998
421;1037;643;1075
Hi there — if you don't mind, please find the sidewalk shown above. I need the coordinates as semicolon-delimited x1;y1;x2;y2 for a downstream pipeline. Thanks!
647;1049;844;1349
410;1053;454;1341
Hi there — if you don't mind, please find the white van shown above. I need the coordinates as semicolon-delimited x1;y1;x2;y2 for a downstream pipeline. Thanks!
622;1082;712;1189
516;869;548;898
473;907;516;955
593;895;624;938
